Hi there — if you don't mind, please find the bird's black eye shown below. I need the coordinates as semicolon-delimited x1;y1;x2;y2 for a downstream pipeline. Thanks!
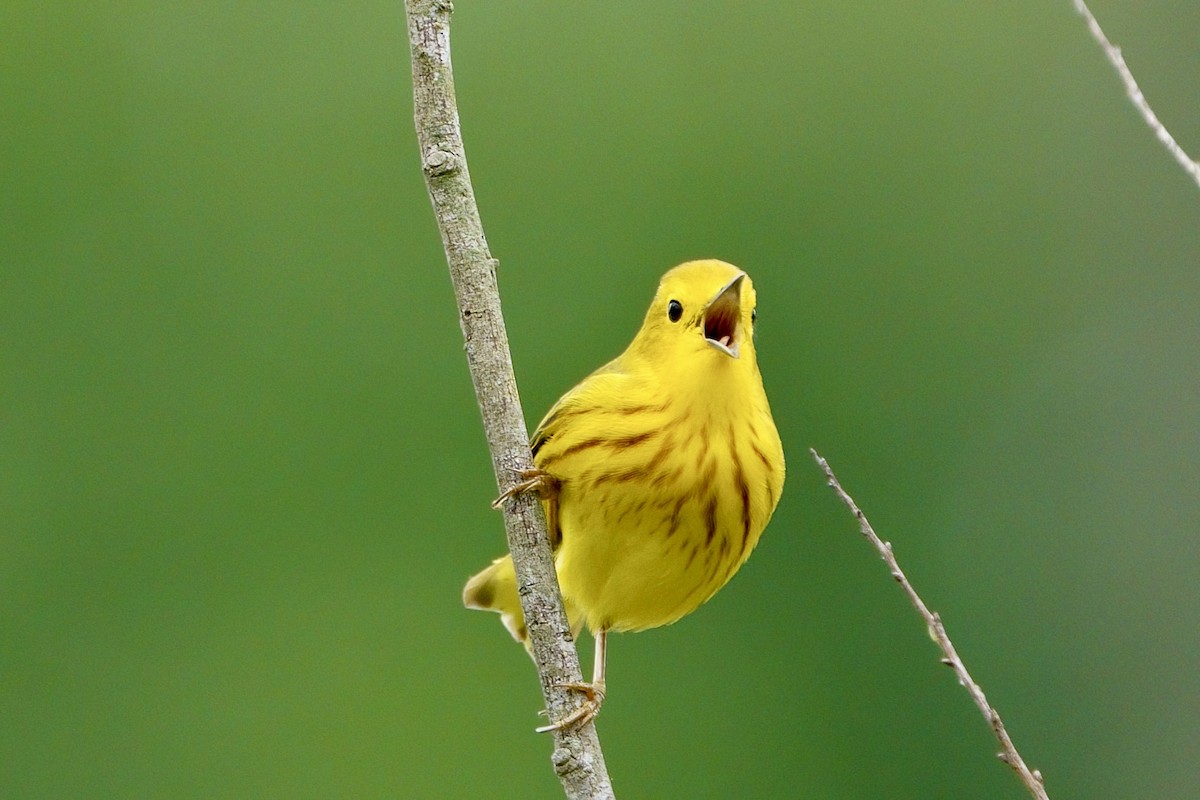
667;300;683;322
751;308;757;325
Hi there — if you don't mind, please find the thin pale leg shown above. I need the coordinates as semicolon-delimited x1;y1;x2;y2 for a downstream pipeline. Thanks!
492;467;559;509
535;630;608;733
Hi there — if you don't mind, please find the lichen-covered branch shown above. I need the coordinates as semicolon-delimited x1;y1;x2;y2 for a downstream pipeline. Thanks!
1072;1;1200;189
811;450;1050;800
405;2;614;797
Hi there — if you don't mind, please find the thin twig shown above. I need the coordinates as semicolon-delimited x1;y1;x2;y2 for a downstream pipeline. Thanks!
1072;0;1200;189
405;2;614;798
810;449;1049;800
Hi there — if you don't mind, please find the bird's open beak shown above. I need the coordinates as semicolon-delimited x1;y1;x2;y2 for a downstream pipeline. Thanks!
703;272;745;359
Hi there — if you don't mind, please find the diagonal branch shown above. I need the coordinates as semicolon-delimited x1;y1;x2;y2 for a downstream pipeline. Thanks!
811;450;1050;800
1072;1;1200;190
405;2;614;798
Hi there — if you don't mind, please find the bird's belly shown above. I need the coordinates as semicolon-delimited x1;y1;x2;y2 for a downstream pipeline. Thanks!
554;475;763;633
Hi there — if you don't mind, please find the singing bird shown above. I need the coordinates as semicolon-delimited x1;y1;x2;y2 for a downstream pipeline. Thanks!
464;259;785;730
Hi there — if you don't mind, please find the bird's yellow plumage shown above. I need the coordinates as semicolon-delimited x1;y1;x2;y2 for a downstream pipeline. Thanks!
464;259;784;727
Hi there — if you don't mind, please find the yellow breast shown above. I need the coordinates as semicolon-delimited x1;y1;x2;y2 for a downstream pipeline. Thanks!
535;372;784;633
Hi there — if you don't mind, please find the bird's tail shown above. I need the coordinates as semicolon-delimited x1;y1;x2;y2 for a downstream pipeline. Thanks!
463;554;580;652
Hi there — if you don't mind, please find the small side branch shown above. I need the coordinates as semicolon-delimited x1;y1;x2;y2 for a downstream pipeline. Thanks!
405;2;614;798
1072;0;1200;189
810;450;1050;800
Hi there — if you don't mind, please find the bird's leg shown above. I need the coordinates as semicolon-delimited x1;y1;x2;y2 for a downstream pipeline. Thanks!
491;467;560;509
536;629;608;733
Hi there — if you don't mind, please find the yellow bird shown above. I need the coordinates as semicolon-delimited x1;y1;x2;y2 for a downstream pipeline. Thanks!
464;259;785;730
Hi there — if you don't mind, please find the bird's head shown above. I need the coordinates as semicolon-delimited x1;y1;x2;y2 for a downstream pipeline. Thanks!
629;259;760;373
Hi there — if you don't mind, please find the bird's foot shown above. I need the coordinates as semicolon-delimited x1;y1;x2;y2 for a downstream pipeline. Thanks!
535;680;607;733
492;467;559;509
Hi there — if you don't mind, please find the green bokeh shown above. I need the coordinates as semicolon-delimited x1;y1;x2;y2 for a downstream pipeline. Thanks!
3;3;1198;798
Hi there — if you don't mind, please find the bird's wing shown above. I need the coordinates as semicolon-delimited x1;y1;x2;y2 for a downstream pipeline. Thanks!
528;358;626;550
529;357;624;459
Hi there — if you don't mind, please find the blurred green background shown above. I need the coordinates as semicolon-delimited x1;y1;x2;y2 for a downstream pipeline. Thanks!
3;2;1198;798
